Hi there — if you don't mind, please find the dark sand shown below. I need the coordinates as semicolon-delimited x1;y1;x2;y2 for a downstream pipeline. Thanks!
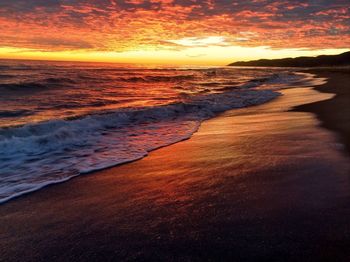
296;69;350;154
1;72;350;262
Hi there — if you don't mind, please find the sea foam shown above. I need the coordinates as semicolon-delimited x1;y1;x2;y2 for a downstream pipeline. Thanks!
0;69;314;203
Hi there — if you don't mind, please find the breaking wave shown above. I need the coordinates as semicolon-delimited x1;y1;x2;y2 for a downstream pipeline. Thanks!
0;88;279;203
0;63;318;204
116;74;196;82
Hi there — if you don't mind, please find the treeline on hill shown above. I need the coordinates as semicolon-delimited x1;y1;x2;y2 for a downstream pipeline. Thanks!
229;51;350;67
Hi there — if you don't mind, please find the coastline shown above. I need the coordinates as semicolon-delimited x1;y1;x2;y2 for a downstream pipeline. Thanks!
295;69;350;155
0;65;283;204
1;72;350;261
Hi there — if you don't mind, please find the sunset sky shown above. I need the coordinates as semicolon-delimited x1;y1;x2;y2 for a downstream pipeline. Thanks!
0;0;349;65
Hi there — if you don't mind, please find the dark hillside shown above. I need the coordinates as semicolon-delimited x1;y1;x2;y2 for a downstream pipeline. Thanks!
229;51;350;67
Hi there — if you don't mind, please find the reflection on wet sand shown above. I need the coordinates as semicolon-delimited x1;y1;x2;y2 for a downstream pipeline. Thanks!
1;85;350;261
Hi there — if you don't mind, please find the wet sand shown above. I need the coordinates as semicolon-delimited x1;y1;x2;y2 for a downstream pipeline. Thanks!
1;74;350;261
296;69;350;154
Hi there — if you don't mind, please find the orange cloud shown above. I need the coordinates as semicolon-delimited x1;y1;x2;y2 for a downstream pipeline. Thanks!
0;0;349;63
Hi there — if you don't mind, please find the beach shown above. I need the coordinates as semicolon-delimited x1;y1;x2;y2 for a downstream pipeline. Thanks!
1;71;350;261
296;69;350;153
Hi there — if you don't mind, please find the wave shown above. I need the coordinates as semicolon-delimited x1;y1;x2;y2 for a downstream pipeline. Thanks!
0;88;279;204
0;82;47;90
0;77;76;90
0;109;34;118
1;74;194;91
45;77;77;84
116;74;196;83
0;74;15;79
0;65;42;71
0;70;317;204
49;100;121;110
0;65;11;70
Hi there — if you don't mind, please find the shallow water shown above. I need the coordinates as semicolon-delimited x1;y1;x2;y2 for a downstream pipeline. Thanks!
0;60;299;128
0;60;321;203
1;85;349;261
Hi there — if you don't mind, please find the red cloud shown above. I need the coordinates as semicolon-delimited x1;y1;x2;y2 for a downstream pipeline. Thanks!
0;0;349;52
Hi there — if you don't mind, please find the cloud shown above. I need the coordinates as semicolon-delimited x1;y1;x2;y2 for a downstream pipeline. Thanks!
0;0;348;52
166;36;226;47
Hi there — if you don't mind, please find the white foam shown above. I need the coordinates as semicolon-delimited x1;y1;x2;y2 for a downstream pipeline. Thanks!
0;71;315;204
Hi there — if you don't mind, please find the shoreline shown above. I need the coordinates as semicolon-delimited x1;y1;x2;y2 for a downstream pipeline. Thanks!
294;69;350;156
1;73;350;261
0;91;279;205
0;70;326;205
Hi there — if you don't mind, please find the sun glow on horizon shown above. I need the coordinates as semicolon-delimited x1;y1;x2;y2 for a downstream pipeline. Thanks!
0;1;349;65
0;45;348;66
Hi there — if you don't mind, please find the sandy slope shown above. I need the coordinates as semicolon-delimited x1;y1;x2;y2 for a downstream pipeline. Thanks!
1;74;350;261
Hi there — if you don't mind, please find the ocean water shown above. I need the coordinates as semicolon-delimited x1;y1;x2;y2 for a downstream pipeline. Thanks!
0;60;317;203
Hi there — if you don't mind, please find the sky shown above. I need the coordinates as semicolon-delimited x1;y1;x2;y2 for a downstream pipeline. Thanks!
0;0;349;65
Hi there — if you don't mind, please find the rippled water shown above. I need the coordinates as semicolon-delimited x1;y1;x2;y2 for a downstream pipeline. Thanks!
0;59;317;203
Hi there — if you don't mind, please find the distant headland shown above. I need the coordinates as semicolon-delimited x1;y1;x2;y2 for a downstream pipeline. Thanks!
229;51;350;67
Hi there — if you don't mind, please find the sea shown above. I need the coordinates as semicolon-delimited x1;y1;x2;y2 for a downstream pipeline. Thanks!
0;59;317;203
